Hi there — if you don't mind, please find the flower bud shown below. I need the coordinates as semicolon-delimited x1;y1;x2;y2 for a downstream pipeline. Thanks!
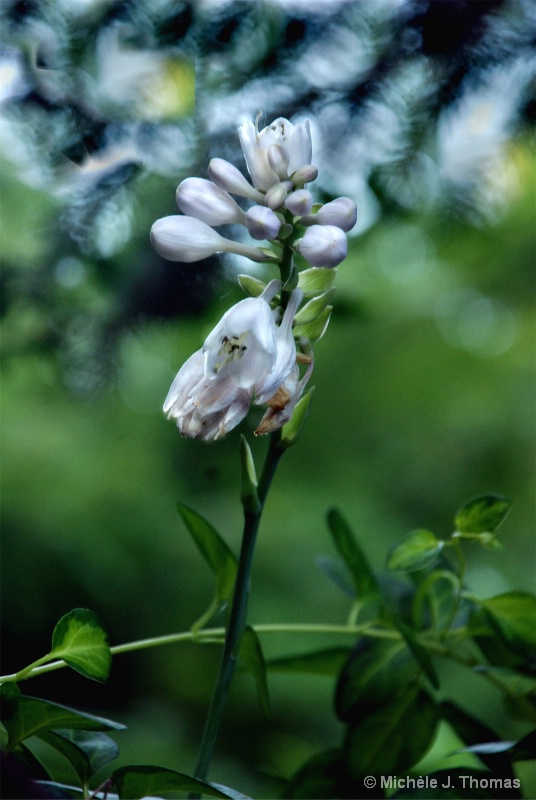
285;189;313;216
265;181;291;210
245;206;282;240
296;224;348;268
239;116;312;191
267;143;290;180
291;164;318;189
207;158;265;203
176;177;246;227
151;215;269;263
305;197;357;232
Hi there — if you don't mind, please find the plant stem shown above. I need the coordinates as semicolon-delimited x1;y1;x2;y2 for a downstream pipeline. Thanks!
192;431;285;784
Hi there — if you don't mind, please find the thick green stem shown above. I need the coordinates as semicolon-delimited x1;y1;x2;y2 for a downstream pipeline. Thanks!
192;432;284;784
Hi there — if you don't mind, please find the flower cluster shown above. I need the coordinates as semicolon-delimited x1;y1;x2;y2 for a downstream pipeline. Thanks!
152;115;356;440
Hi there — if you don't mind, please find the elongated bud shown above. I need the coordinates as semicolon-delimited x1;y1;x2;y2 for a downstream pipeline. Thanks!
151;215;270;263
176;177;247;226
285;189;313;216
296;224;348;268
302;196;357;232
240;435;261;514
265;181;291;210
208;158;265;203
267;143;290;180
291;164;318;189
246;206;282;240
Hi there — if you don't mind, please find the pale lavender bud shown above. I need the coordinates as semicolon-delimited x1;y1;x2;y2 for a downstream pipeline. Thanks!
267;144;290;180
208;158;265;203
296;224;348;268
265;181;291;210
285;189;313;216
291;164;318;189
308;197;357;232
246;206;282;240
151;215;269;263
176;177;247;226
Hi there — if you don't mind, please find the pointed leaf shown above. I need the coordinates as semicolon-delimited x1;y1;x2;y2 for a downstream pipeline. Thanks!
479;592;536;662
280;389;314;449
177;504;237;630
298;267;338;297
38;729;119;783
237;274;268;298
37;731;91;784
293;289;335;325
454;494;512;535
387;529;444;572
239;436;260;514
268;647;351;676
393;616;440;689
343;688;438;780
2;694;125;752
113;765;232;799
239;627;271;720
326;509;379;600
49;609;111;682
293;305;332;342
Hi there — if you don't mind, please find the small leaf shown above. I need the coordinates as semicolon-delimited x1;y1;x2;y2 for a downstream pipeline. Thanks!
279;389;314;449
268;647;351;676
479;592;536;662
113;765;232;799
49;609;111;682
387;529;444;573
454;494;512;535
177;504;237;631
393;617;440;689
326;509;379;600
343;688;438;781
293;306;332;342
237;274;268;298
239;436;260;514
298;267;338;297
239;627;271;720
335;639;419;722
2;694;125;752
293;289;336;325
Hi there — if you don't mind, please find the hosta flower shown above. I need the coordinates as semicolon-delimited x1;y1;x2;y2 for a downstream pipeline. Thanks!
285;189;313;216
255;353;315;436
296;224;348;268
302;196;357;232
151;215;269;263
176;177;246;226
207;158;265;204
239;116;312;191
245;206;282;240
164;281;305;440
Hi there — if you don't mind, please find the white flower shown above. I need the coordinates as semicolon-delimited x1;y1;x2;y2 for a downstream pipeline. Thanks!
296;224;348;268
176;177;246;226
239;116;312;191
255;351;315;436
208;158;265;203
285;189;313;216
245;206;282;240
302;197;357;232
151;215;269;263
163;282;305;440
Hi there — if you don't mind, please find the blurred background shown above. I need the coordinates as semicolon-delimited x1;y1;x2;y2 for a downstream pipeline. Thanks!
1;0;535;796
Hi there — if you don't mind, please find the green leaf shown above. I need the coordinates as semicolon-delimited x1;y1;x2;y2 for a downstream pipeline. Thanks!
326;508;379;600
177;504;237;631
387;529;444;572
393;616;440;689
343;688;438;781
113;765;232;799
440;701;512;774
292;305;332;342
285;749;344;799
237;274;268;298
268;647;351;676
479;592;536;662
279;389;314;449
49;609;111;682
36;781;85;798
2;694;125;753
293;289;336;325
239;436;260;514
297;267;338;297
454;494;512;535
335;639;420;722
38;730;119;783
239;626;271;720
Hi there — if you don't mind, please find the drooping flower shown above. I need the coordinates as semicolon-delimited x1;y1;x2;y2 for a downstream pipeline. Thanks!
151;216;269;263
163;281;305;440
296;224;348;268
238;116;313;191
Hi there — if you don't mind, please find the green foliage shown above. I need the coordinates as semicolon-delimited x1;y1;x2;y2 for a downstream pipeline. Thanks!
239;627;271;721
113;765;235;799
279;389;314;449
454;495;512;535
50;609;112;682
326;508;379;601
387;529;444;572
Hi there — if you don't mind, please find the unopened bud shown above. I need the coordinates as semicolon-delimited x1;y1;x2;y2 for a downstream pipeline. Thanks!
267;144;290;180
285;189;313;216
265;181;291;210
208;158;265;203
245;206;282;240
306;197;357;232
291;164;318;189
296;224;348;268
176;177;246;226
